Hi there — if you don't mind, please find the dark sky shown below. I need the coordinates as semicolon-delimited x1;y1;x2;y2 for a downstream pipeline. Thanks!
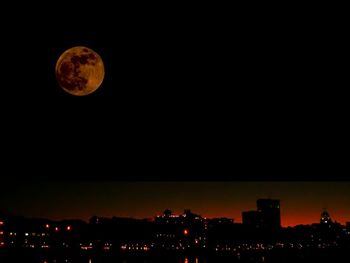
1;1;348;228
2;4;348;181
1;182;349;227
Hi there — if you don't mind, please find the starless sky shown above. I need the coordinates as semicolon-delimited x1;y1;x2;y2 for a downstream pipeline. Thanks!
1;182;349;227
1;3;348;182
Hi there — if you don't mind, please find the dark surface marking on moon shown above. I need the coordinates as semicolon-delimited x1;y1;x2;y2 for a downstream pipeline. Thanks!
57;59;88;91
70;56;79;64
78;54;90;64
88;53;96;60
60;62;72;76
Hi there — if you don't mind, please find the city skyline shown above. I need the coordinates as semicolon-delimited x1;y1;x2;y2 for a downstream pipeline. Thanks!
2;182;349;227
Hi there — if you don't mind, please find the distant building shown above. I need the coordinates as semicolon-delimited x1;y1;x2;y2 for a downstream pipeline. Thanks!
257;199;281;229
320;209;333;225
242;199;281;230
242;211;261;229
154;209;206;250
209;218;234;226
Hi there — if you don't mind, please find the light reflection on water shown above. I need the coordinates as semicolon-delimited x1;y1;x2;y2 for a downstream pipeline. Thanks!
39;255;270;263
41;258;205;263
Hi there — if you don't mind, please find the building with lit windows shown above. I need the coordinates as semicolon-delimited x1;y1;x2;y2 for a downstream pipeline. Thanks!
320;209;332;225
257;199;281;229
154;209;206;251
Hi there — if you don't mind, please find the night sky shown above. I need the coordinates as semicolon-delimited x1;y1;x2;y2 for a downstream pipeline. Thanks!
1;3;348;181
1;3;348;228
1;182;349;227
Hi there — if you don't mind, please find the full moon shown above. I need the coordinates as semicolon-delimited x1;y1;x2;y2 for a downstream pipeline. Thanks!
55;46;105;96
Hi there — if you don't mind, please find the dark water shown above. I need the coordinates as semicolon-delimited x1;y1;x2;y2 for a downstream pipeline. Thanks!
1;249;349;263
9;256;264;263
0;251;267;263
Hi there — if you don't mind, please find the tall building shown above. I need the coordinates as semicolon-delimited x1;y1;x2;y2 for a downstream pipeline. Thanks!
242;211;261;229
320;209;332;224
257;199;281;229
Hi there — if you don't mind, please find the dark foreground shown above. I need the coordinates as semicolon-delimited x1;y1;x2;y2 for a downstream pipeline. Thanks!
1;248;349;263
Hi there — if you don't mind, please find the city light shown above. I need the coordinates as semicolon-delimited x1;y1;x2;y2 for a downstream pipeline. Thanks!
1;201;349;257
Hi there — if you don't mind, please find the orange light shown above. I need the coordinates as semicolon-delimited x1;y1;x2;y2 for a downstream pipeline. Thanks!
0;221;4;225
45;224;49;229
184;229;188;235
66;226;71;231
55;227;59;232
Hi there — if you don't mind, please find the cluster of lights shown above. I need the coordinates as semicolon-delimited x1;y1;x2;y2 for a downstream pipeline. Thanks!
42;224;72;232
159;243;190;250
156;233;176;238
103;243;112;250
121;244;150;251
167;215;180;218
214;243;274;252
62;242;70;248
211;241;343;253
81;243;93;250
24;232;47;237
